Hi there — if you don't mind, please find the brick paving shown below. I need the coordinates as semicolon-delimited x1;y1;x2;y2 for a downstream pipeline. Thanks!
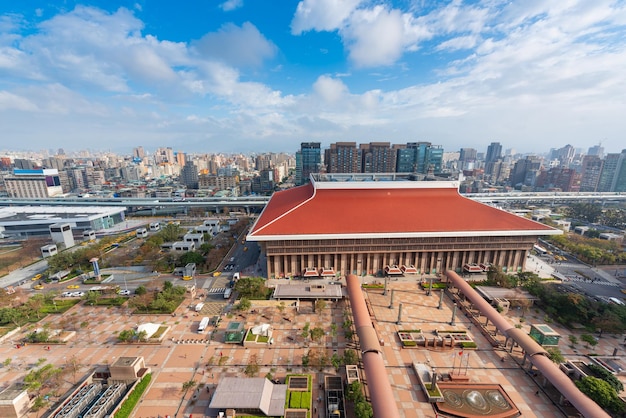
1;275;624;418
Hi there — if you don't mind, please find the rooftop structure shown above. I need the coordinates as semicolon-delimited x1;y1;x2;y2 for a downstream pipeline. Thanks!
0;206;127;238
208;377;287;417
248;178;560;278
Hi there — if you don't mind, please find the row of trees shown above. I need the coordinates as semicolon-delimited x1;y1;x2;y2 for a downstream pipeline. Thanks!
127;280;185;314
564;203;626;229
523;277;626;333
547;234;625;265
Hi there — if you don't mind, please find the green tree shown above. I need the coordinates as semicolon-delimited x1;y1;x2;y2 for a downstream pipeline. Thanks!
314;299;327;313
354;401;374;418
343;349;359;365
587;363;624;392
234;277;268;299
236;298;251;311
546;347;565;364
301;322;310;340
160;223;184;242
135;285;147;295
576;376;625;415
117;329;135;343
566;203;603;223
331;353;342;370
581;334;598;348
346;381;364;402
244;354;260;377
310;326;325;342
181;380;197;392
179;251;204;266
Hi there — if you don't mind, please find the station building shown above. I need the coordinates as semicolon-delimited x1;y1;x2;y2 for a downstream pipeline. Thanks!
0;206;127;238
247;177;561;279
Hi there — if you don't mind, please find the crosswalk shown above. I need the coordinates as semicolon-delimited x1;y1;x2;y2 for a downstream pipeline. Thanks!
564;276;620;287
208;287;226;293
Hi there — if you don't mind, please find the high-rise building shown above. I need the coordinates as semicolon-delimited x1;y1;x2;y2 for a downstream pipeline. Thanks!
325;142;359;173
4;169;63;198
597;151;626;192
579;155;603;192
536;167;580;192
587;144;605;158
459;148;477;162
613;150;626;192
133;146;145;159
176;151;186;167
181;159;199;189
485;142;503;176
509;156;542;188
295;142;321;185
13;159;35;170
360;142;396;173
395;142;443;174
550;144;576;167
485;142;502;163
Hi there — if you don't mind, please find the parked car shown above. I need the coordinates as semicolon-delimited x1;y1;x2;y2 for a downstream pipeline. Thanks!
71;291;85;297
118;289;131;296
62;291;72;297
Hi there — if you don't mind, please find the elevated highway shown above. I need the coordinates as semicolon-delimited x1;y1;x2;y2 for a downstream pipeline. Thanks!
0;191;624;211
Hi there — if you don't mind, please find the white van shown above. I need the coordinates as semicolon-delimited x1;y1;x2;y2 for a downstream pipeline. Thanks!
223;288;232;299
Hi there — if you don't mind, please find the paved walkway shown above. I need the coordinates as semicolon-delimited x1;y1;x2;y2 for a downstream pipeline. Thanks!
2;260;624;418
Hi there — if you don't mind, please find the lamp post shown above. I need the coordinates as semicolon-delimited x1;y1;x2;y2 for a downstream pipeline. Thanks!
450;303;457;326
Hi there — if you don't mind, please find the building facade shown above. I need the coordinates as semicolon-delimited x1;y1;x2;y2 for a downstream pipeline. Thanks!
4;169;63;198
295;142;321;185
248;178;560;278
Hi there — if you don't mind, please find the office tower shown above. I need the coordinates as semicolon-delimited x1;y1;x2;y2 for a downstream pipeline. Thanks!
597;151;626;192
4;169;63;198
395;142;443;174
13;158;35;170
485;142;502;163
536;167;580;192
612;150;626;192
295;142;321;185
360;142;396;173
325;142;359;173
550;144;576;167
459;148;477;162
509;156;542;188
579;155;603;192
485;142;503;176
587;144;605;158
133;146;145;159
181;159;199;189
176;151;186;167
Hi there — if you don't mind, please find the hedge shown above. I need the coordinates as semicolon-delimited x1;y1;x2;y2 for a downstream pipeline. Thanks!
114;373;152;418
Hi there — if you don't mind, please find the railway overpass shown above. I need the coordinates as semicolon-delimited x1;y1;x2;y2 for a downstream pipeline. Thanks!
0;191;624;212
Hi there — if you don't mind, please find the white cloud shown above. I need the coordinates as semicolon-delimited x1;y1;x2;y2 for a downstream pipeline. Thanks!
343;6;420;67
0;91;37;111
220;0;243;12
291;0;362;34
194;22;277;68
313;75;348;103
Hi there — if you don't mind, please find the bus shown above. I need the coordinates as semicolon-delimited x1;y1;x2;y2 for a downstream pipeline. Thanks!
149;222;161;232
198;317;209;333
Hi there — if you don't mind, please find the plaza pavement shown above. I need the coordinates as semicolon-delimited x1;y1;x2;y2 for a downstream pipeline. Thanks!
2;257;625;418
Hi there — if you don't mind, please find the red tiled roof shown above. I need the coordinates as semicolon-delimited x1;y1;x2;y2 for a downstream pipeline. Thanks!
248;181;559;240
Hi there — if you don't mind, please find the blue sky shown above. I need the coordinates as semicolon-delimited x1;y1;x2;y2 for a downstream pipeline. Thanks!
1;0;626;155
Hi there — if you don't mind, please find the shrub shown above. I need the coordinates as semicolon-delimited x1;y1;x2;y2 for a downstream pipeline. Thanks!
460;341;478;349
114;373;152;418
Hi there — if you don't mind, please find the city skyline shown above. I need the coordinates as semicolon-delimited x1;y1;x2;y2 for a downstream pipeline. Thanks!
1;1;626;154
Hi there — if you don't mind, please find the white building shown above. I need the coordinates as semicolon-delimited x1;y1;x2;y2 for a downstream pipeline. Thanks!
4;169;64;198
